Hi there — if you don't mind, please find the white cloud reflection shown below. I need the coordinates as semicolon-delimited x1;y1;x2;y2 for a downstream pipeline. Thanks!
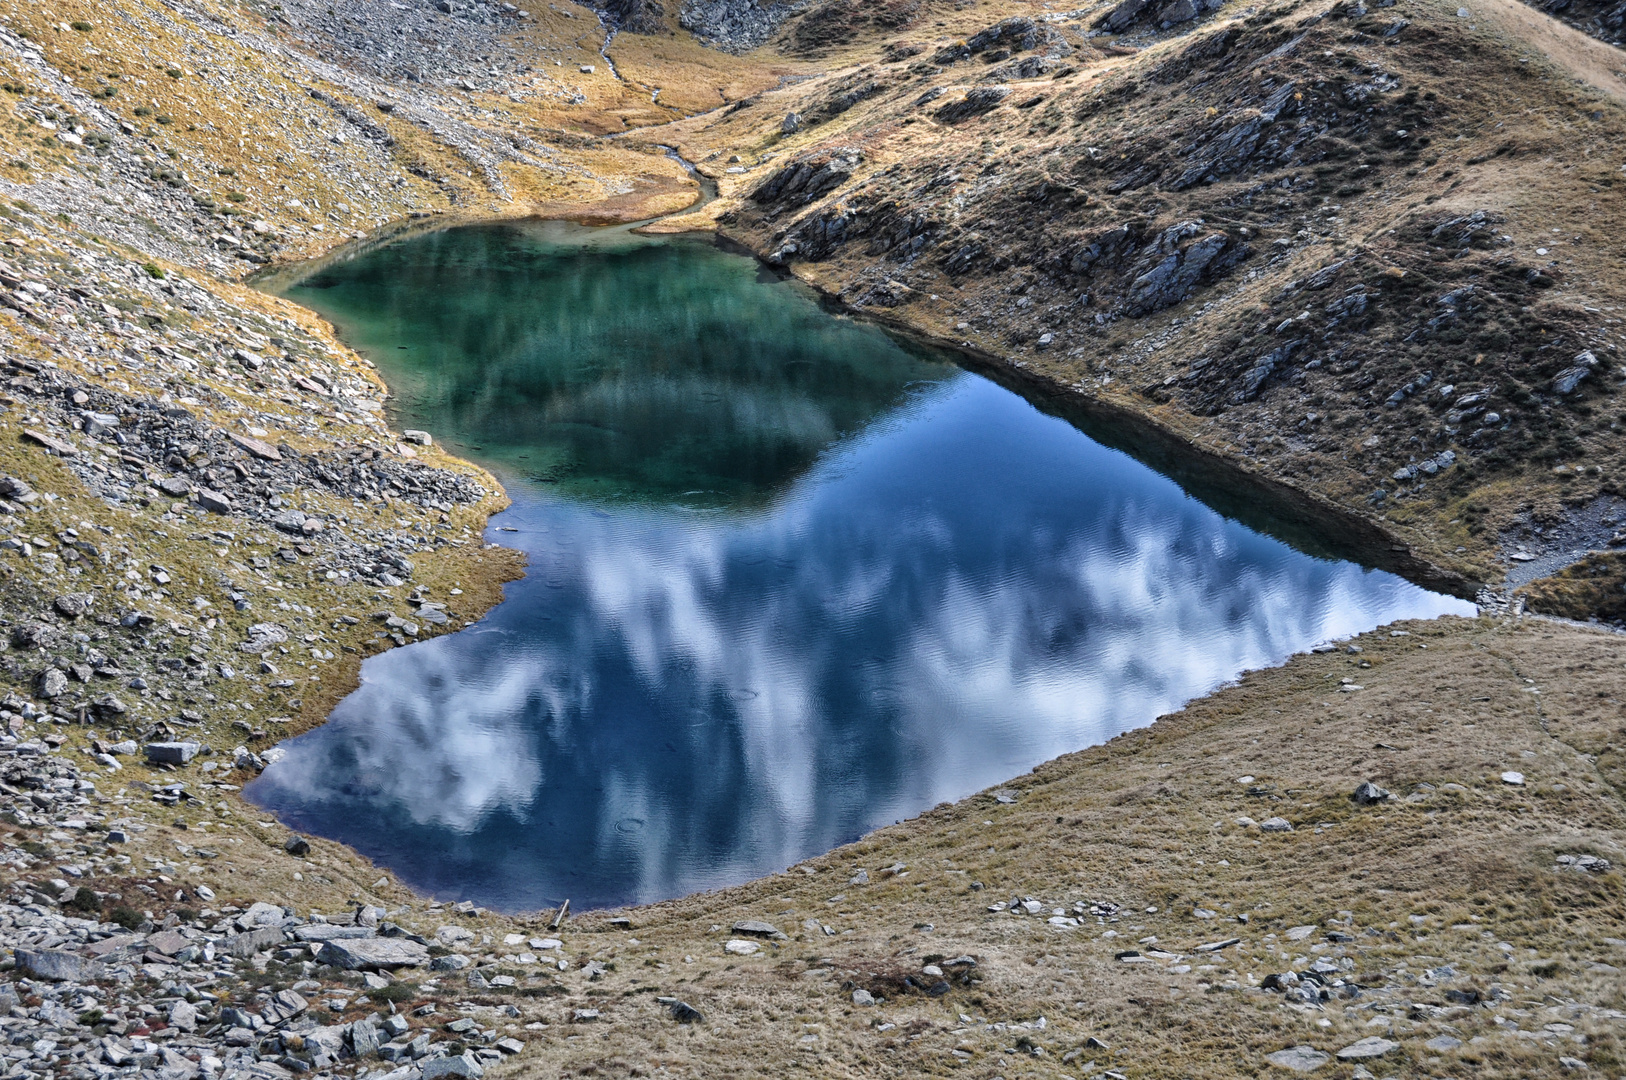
250;376;1472;911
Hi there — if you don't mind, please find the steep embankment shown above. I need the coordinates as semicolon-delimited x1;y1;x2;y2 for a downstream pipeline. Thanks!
0;1;1620;1080
647;0;1626;605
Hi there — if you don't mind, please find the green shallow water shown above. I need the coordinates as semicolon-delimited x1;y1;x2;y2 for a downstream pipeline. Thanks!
288;220;947;507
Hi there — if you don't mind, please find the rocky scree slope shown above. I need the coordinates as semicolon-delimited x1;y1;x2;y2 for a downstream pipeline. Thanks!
1519;0;1626;47
682;0;1626;607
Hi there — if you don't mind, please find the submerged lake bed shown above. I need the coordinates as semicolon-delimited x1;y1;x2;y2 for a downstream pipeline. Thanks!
251;221;1473;912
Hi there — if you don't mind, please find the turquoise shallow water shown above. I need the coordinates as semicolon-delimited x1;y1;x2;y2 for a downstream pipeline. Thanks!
249;221;1473;912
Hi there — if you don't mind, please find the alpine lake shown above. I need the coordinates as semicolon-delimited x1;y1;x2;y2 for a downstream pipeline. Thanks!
250;219;1473;913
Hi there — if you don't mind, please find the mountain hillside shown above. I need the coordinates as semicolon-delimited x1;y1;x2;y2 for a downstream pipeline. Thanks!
0;1;1622;1079
638;0;1626;602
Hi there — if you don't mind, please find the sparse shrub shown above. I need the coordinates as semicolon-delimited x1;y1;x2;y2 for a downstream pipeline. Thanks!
366;982;416;1003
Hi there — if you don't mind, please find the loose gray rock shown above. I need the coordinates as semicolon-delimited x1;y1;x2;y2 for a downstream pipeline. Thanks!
1265;1046;1330;1071
15;947;108;982
1259;816;1294;832
731;919;782;937
169;1000;199;1031
52;593;91;618
261;988;309;1025
669;999;704;1023
352;1020;382;1058
1336;1037;1399;1060
1552;350;1597;395
145;740;202;764
318;937;431;969
197;488;234;513
239;622;291;653
238;900;287;928
218;925;287;958
421;1053;484;1079
852;988;876;1006
1351;781;1390;805
35;667;68;699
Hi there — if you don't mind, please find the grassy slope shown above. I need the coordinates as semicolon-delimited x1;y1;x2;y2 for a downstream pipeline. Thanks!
500;614;1626;1078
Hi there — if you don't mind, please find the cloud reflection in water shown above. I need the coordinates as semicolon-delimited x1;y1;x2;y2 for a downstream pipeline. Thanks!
248;375;1471;911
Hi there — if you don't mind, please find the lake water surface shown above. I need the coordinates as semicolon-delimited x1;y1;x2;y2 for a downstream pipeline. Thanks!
250;221;1473;912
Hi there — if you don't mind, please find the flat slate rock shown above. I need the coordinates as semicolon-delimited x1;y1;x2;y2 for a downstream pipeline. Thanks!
217;925;286;958
731;920;782;938
1265;1046;1330;1072
293;924;377;942
228;431;282;461
22;429;77;456
146;929;190;955
1337;1037;1400;1060
16;947;108;982
318;937;430;969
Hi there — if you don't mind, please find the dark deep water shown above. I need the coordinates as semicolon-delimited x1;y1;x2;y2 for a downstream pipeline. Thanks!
250;221;1473;912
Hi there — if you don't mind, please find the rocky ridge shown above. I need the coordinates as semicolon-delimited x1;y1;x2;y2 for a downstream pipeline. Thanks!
653;0;1626;606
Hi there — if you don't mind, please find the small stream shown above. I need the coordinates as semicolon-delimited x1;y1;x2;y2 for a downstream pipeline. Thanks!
253;221;1473;912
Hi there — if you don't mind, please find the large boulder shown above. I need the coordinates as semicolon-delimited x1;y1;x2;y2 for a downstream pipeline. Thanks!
317;937;431;970
15;948;108;982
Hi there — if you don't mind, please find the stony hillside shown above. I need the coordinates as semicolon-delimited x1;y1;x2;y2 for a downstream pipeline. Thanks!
646;0;1626;604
